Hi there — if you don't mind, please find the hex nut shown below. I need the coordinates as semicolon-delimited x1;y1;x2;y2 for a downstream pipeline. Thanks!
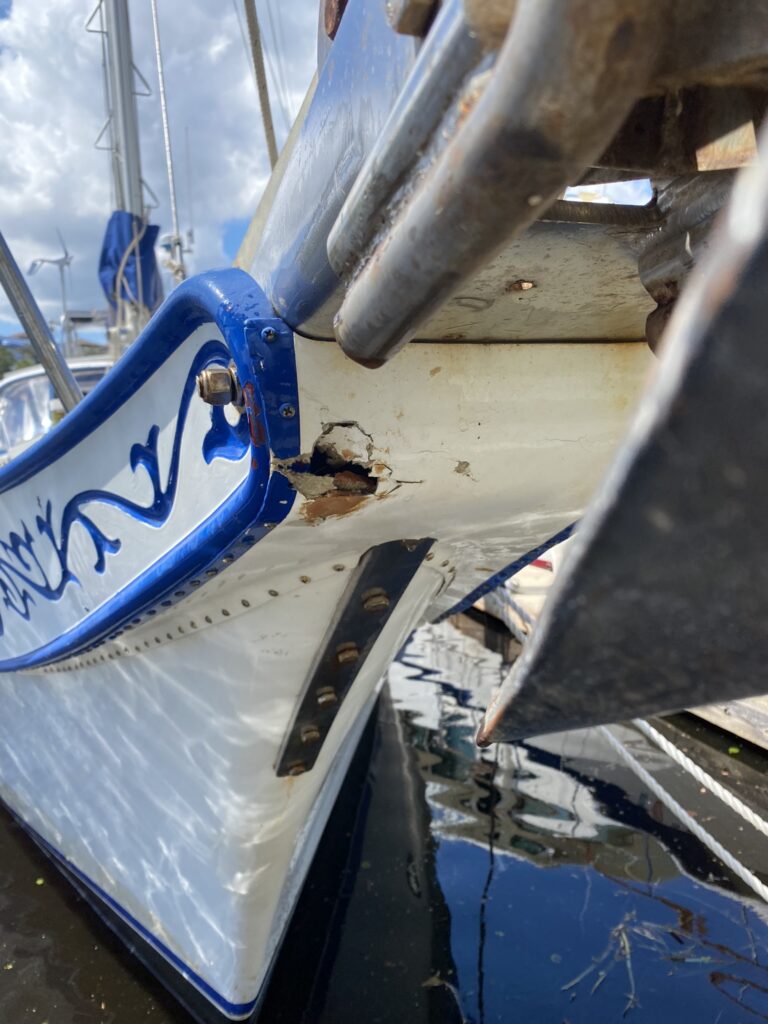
197;364;241;406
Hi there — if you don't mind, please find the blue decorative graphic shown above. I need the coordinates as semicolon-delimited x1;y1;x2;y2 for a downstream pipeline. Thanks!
0;269;299;671
201;404;250;465
0;341;245;639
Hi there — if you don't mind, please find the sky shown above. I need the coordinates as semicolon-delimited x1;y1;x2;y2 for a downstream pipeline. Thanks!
0;0;317;341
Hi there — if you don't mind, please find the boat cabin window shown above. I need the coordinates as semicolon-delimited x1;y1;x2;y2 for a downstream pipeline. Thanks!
0;366;109;455
0;375;52;453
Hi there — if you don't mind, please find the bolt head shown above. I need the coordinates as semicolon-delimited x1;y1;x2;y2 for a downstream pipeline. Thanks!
336;643;360;665
316;686;338;707
261;326;277;342
287;761;307;776
300;724;321;744
362;589;390;613
279;403;296;418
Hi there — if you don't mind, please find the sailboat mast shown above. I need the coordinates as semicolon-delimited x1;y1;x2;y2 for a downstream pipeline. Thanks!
102;0;144;219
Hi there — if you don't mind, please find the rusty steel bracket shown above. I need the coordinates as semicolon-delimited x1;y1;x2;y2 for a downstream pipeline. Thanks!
639;172;735;349
275;537;434;776
477;128;768;744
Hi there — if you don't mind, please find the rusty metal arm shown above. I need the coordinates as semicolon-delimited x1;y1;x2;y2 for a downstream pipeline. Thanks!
331;0;661;366
327;0;484;278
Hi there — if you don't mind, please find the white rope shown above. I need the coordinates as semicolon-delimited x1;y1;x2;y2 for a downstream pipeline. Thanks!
633;718;768;841
499;589;537;630
150;0;186;282
598;724;768;904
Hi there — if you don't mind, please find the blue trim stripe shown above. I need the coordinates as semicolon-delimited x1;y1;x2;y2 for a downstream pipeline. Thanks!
437;522;577;621
4;801;258;1019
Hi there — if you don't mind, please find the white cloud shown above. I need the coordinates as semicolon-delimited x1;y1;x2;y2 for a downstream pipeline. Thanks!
0;0;317;333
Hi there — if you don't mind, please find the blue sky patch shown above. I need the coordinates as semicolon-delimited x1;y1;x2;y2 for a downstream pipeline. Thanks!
222;217;250;263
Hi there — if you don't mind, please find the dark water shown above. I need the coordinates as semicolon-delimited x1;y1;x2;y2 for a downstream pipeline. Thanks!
2;613;768;1023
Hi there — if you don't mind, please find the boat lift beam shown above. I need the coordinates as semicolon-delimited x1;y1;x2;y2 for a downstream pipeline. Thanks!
477;128;768;744
331;0;661;365
0;231;83;412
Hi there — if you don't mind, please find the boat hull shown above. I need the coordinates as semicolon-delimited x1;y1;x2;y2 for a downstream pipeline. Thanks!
0;267;650;1017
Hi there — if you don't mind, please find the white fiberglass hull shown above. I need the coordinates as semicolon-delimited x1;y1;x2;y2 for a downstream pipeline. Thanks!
0;271;650;1018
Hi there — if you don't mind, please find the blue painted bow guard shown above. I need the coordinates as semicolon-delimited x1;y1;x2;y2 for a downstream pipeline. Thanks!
0;269;299;670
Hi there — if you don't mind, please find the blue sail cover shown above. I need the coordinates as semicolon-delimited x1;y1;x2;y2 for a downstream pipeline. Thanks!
98;211;163;315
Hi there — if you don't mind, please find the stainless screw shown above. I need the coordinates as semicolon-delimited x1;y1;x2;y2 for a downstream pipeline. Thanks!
300;724;321;744
316;686;338;707
336;642;360;665
279;403;296;418
362;589;390;613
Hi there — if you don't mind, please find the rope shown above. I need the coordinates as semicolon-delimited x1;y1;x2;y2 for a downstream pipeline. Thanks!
598;724;768;904
498;590;537;630
150;0;186;283
633;718;768;841
113;216;147;311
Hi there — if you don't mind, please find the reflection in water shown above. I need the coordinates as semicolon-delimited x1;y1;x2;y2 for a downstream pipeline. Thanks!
385;619;768;1024
2;615;768;1023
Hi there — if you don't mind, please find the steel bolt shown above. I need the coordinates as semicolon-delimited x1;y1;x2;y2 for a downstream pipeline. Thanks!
287;761;307;776
362;589;390;613
279;403;296;418
300;724;321;744
197;365;241;406
316;686;338;707
336;642;360;665
261;326;277;343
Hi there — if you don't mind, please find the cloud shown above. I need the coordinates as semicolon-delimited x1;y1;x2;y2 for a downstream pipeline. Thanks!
0;0;317;334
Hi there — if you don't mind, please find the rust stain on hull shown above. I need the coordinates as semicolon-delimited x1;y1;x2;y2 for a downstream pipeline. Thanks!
300;492;371;522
